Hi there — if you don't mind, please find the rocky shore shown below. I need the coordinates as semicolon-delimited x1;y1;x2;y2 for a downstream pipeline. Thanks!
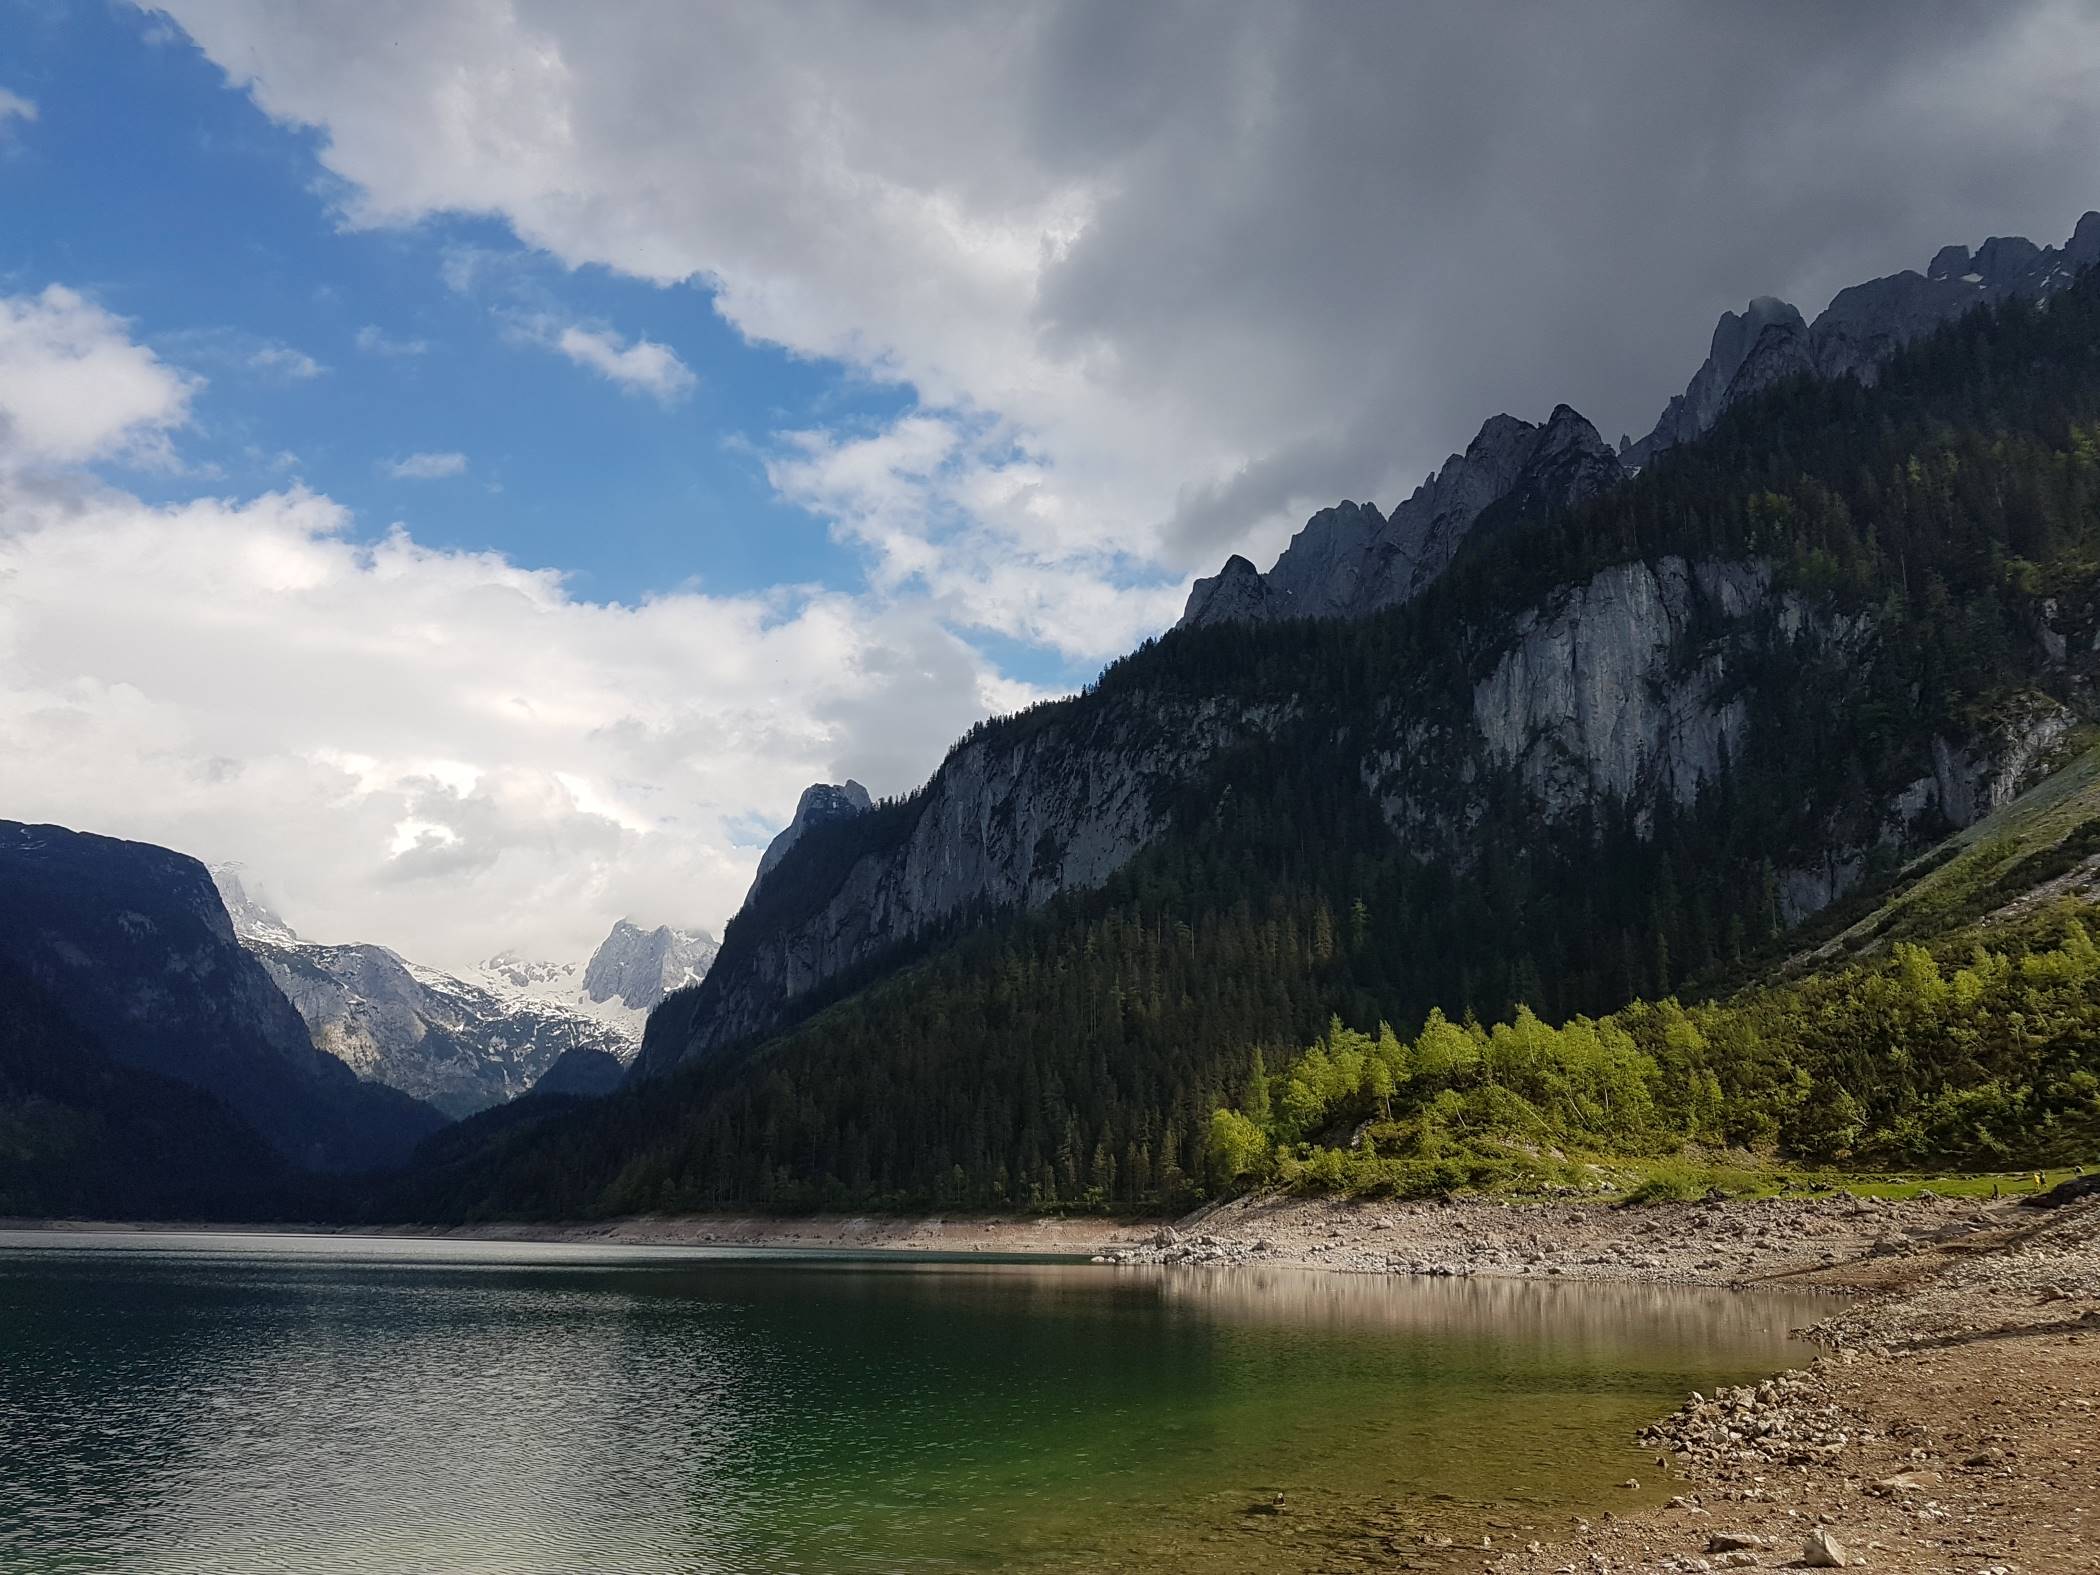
1097;1192;1987;1289
378;1188;1997;1293
1489;1189;2100;1575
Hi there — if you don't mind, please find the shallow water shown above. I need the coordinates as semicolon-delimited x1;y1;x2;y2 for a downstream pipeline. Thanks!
0;1229;1829;1573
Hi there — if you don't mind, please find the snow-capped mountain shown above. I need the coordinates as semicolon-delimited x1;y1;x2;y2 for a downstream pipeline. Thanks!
471;921;719;1037
208;870;708;1118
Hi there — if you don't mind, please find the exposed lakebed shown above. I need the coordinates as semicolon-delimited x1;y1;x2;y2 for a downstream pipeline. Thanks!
0;1230;1832;1573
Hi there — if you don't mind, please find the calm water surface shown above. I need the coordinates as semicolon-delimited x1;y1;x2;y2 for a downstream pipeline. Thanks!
0;1230;1830;1573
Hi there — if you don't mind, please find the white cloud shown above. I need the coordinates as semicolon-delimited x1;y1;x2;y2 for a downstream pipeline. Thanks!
156;325;329;385
0;475;1037;970
248;342;327;380
0;282;1036;968
520;317;696;404
0;286;197;469
354;323;429;357
0;89;35;127
764;415;1180;660
383;449;468;480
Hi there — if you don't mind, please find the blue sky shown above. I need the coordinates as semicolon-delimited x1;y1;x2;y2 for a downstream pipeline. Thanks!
2;3;939;615
3;1;2096;967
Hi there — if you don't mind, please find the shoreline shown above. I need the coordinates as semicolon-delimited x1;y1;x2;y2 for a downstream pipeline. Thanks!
1494;1191;2100;1574
0;1190;1999;1292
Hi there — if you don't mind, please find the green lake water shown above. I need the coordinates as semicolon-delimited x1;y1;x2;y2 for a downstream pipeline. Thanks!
0;1229;1830;1573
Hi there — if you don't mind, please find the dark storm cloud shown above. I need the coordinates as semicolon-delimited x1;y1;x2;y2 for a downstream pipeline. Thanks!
1016;1;2096;551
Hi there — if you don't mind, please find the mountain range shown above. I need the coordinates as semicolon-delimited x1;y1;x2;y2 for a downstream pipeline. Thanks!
636;213;2100;1087
8;209;2100;1222
1181;213;2100;631
210;867;714;1118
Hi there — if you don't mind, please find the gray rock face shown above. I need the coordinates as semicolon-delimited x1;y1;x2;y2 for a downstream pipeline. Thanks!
631;695;1286;1076
747;780;874;902
1179;553;1278;624
1622;298;1813;469
1466;559;1783;818
246;936;633;1120
211;873;662;1119
1632;211;2100;466
580;919;720;1012
0;823;442;1170
1181;406;1623;629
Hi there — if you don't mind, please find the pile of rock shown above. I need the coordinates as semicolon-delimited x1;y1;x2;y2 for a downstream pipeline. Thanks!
1640;1370;1855;1471
1108;1228;1274;1268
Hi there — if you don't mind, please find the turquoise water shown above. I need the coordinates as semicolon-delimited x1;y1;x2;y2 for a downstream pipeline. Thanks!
0;1230;1828;1573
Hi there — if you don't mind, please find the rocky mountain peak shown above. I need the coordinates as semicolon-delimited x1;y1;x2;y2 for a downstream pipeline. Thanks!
1927;244;1972;281
581;919;719;1012
2069;211;2100;266
1633;212;2100;470
746;778;876;902
1537;402;1613;459
1181;404;1622;632
1179;551;1277;626
1621;297;1812;470
209;863;300;946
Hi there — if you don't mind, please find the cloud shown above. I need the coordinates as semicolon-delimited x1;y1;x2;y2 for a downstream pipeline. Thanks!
519;317;697;403
0;285;196;468
354;323;430;357
0;89;35;127
763;414;1181;660
0;281;1038;968
0;468;1038;972
248;342;327;380
157;0;2100;603
383;449;467;480
156;325;329;384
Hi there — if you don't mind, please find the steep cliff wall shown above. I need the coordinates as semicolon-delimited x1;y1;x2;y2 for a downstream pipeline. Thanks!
634;695;1287;1074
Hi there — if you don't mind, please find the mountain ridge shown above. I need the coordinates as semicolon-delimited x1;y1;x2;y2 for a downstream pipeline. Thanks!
1185;212;2100;633
0;822;442;1171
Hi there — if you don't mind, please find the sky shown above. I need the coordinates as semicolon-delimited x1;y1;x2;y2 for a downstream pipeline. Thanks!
2;2;2099;970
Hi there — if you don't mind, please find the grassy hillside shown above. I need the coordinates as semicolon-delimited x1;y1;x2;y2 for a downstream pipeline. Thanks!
1802;726;2100;961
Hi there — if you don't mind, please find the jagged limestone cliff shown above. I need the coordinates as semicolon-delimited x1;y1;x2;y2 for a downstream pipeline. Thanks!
1188;213;2100;631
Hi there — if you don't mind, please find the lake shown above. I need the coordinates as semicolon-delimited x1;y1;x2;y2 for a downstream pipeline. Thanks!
0;1230;1829;1573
